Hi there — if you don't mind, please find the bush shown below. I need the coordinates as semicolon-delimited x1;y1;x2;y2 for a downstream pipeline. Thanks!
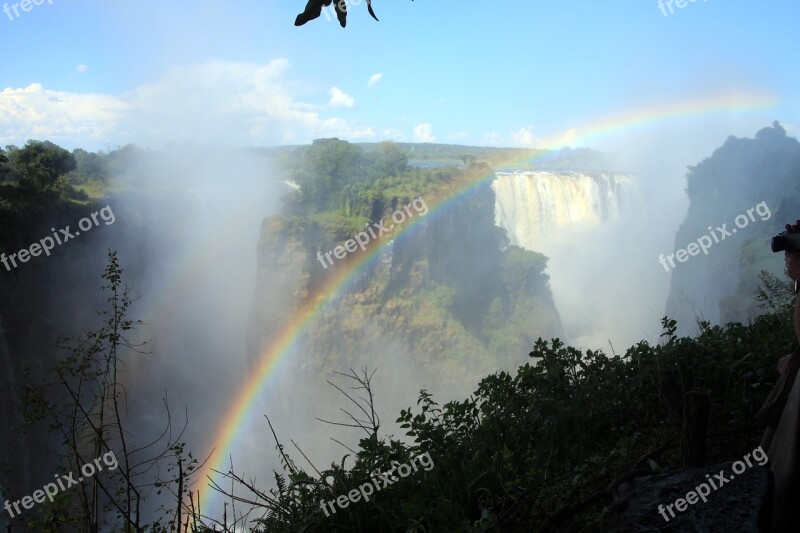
217;292;794;531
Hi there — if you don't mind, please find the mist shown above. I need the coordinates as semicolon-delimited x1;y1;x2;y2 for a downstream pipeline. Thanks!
92;145;284;522
527;117;780;351
94;144;444;524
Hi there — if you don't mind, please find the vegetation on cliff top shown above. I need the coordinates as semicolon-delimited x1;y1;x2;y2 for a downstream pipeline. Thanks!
252;137;564;387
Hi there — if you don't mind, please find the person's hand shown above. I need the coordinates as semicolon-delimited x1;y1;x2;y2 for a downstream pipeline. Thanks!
778;353;794;375
785;220;800;280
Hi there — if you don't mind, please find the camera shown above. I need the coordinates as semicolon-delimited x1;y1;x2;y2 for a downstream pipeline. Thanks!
771;231;800;253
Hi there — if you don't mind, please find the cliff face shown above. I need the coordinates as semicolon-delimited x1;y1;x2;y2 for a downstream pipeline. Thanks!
0;196;147;495
247;167;564;395
665;123;800;331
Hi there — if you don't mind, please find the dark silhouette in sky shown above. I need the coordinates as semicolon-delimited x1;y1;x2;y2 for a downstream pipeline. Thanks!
295;0;411;28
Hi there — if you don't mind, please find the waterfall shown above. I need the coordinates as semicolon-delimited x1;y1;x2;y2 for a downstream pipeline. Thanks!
491;170;641;350
492;171;634;251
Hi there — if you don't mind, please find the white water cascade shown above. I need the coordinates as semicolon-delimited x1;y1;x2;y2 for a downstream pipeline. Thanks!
492;171;634;252
492;170;643;350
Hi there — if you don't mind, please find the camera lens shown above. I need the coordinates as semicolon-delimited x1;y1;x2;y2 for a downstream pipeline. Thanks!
772;234;787;253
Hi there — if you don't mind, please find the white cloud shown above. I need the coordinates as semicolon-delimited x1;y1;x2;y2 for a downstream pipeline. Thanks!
322;117;375;139
290;102;324;112
329;86;355;108
541;127;579;148
76;64;89;74
382;128;405;141
0;60;376;149
510;125;579;148
483;131;501;145
347;127;375;139
511;126;536;146
413;123;435;142
367;73;383;89
0;83;128;146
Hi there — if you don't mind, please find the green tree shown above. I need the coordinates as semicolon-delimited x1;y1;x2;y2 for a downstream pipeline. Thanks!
0;148;11;183
9;140;76;191
296;138;364;210
459;154;477;167
14;252;205;532
71;148;109;182
370;141;408;178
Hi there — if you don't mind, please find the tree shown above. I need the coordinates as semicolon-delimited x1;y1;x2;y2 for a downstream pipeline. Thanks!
0;148;11;183
71;148;109;182
296;138;364;209
459;154;477;167
9;140;76;191
370;141;408;178
15;251;207;532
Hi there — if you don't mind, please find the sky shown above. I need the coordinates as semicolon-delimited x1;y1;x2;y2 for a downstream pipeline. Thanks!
0;0;797;152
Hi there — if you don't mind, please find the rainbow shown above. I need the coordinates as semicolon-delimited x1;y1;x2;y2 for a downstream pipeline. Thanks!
194;163;500;514
195;91;777;514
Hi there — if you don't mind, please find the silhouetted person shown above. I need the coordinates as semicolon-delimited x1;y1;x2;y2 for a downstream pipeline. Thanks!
758;218;800;531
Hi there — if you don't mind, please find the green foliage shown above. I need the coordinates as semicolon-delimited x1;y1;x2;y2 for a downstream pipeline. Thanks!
72;178;109;201
12;251;203;532
239;288;794;531
426;284;456;310
0;148;9;182
0;141;130;205
369;141;408;179
282;138;452;217
66;148;110;185
293;138;366;211
459;154;477;167
755;269;795;314
7;140;76;192
500;245;549;292
311;210;372;238
0;140;105;211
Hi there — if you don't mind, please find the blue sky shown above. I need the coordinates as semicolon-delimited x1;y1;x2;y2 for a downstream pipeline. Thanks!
0;0;797;152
